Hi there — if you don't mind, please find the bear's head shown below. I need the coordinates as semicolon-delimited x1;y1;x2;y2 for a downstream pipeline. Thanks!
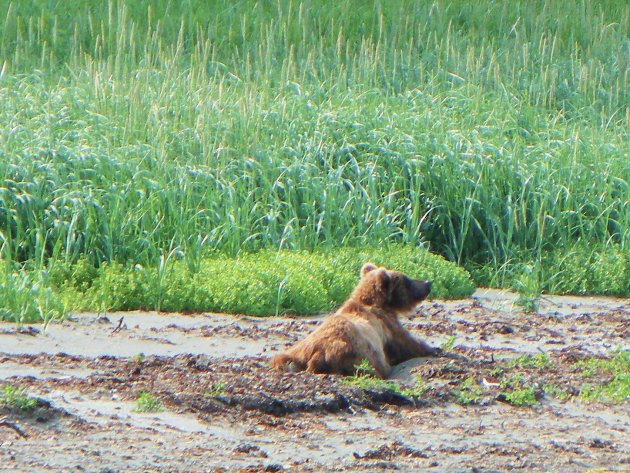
351;263;432;312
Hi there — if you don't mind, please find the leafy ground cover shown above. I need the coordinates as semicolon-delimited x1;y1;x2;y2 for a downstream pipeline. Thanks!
1;245;474;321
0;0;628;320
0;384;39;411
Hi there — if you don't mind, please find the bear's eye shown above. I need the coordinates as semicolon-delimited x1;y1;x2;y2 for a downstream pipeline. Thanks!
403;277;414;291
391;275;406;295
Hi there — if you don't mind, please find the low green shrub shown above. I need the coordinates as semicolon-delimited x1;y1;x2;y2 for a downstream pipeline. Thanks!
497;373;541;406
204;383;226;398
440;336;457;352
455;377;485;405
47;245;474;316
542;384;571;400
468;244;629;297
134;391;164;413
576;351;629;403
545;245;630;296
1;384;39;411
580;374;630;403
506;354;553;370
343;359;428;398
503;387;539;407
0;262;66;326
576;350;629;378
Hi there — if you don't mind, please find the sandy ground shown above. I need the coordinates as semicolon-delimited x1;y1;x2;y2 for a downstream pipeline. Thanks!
0;289;628;472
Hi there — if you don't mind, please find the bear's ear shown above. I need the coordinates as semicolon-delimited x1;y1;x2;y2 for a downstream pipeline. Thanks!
361;263;378;277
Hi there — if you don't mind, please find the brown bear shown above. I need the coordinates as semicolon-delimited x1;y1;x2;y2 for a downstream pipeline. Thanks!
271;263;440;378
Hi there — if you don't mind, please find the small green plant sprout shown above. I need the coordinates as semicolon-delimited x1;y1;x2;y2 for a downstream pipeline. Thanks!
513;265;542;313
204;383;226;398
542;384;571;400
400;377;430;398
497;373;541;406
440;336;457;352
354;359;378;378
514;293;540;314
1;385;39;411
499;373;527;390
343;359;402;392
132;353;146;362
131;352;146;361
135;391;163;413
455;377;485;405
489;366;505;378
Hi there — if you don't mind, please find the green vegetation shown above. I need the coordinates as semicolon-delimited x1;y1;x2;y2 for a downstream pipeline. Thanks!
577;350;628;377
455;377;485;405
132;353;145;362
496;373;540;406
343;374;398;392
542;384;571;401
514;246;630;298
577;350;629;402
440;336;457;352
352;359;379;379
504;387;539;407
0;262;65;326
500;373;526;389
344;359;428;399
488;367;505;378
580;375;629;403
1;245;473;320
513;265;543;313
134;391;163;413
496;351;629;404
506;353;553;370
0;0;628;320
344;359;399;391
450;357;550;406
204;383;226;398
346;352;628;406
493;355;547;405
1;384;39;411
401;378;430;399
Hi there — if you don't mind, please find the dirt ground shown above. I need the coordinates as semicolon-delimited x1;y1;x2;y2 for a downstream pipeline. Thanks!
1;289;628;473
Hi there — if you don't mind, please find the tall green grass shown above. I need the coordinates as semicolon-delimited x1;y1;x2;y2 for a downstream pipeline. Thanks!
0;0;628;302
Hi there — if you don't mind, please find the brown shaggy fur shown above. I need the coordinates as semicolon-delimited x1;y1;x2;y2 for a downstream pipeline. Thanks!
271;263;440;378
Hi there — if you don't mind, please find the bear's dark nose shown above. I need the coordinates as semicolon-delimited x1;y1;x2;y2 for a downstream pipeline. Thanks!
427;281;432;290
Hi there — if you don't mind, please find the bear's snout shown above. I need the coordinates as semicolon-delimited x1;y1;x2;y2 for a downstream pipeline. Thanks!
413;279;432;300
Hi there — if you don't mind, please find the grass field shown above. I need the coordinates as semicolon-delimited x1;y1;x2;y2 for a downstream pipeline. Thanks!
0;0;628;320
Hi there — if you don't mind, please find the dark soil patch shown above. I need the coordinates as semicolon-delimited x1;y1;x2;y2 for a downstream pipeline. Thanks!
5;354;440;417
5;344;619;418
